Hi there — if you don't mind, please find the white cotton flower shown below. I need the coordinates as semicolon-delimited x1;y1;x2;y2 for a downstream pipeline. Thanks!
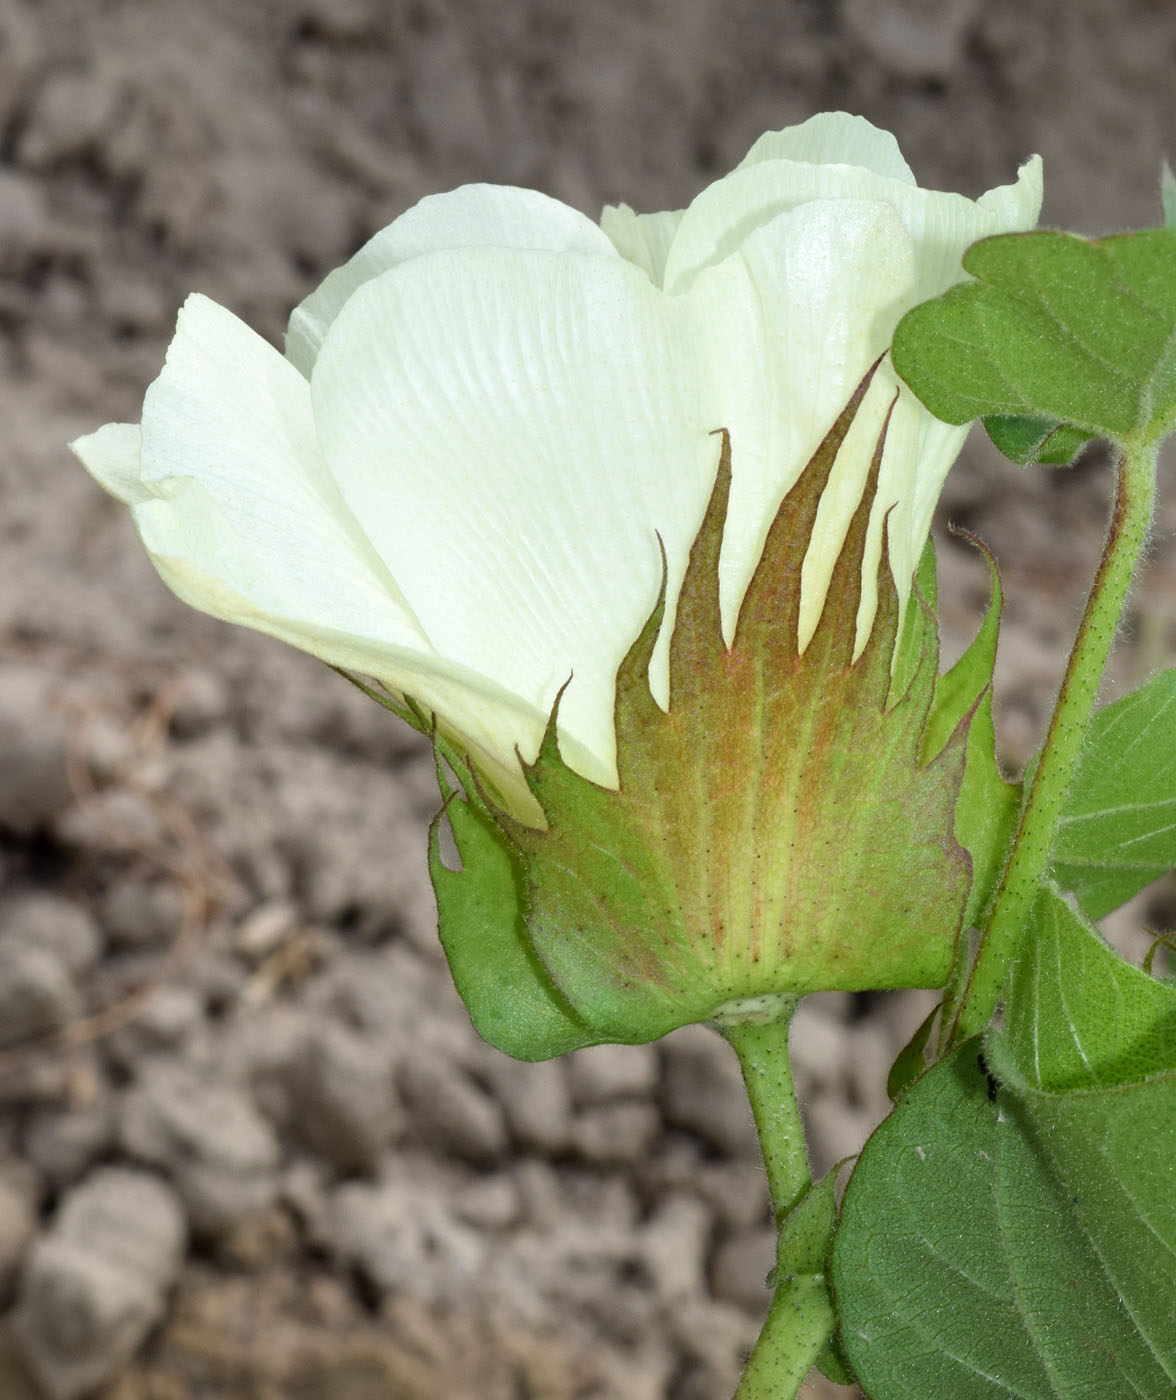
73;112;1041;821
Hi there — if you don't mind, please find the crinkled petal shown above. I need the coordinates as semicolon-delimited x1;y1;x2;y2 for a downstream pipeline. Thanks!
735;111;917;184
685;198;916;645
662;153;1043;298
71;422;152;505
133;478;552;818
286;185;619;375
598;204;685;287
311;247;721;787
975;154;1044;230
83;293;439;669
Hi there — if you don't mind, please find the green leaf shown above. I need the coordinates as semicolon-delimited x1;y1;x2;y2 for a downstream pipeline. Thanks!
893;228;1176;455
833;1042;1176;1398
885;1001;937;1102
1050;668;1176;918
429;755;597;1061
999;881;1176;1091
983;414;1096;468
1162;161;1176;229
834;887;1176;1397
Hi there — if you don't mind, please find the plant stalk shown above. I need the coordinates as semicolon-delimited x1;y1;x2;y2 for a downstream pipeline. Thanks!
721;1003;832;1400
721;1003;810;1221
950;439;1158;1043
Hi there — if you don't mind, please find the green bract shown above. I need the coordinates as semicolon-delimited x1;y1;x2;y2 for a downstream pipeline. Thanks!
71;113;1040;828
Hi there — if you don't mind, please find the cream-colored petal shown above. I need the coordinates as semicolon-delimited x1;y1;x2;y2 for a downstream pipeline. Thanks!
71;422;151;505
974;154;1044;239
798;363;969;656
598;203;685;287
685;198;916;644
133;477;550;820
311;246;721;787
735;111;916;184
662;153;1043;298
130;292;431;652
286;185;618;376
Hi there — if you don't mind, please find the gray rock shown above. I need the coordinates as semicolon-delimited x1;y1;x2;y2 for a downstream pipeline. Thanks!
804;1097;876;1178
789;997;850;1092
659;1025;761;1158
690;1161;772;1232
16;69;119;169
710;1226;777;1312
9;1166;185;1400
23;1099;116;1190
0;945;79;1050
0;2;42;138
843;0;979;78
103;985;203;1067
669;1298;758;1400
0;1162;39;1300
119;1060;280;1235
571;1102;660;1165
216;1002;306;1125
168;666;230;737
0;894;101;978
287;1021;398;1172
98;878;186;950
477;1055;573;1157
327;1170;484;1302
639;1192;712;1305
0;667;72;836
452;1173;521;1231
232;899;299;963
54;788;163;856
399;1049;508;1166
567;1042;659;1106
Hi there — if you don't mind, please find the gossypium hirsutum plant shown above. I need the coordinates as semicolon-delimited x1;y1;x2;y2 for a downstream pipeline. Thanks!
73;112;1041;1066
71;105;1176;1400
71;111;1052;1399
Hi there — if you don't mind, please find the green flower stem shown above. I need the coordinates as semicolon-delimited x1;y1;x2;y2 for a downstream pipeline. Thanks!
951;438;1159;1043
732;1277;835;1400
722;1003;830;1400
721;1003;810;1220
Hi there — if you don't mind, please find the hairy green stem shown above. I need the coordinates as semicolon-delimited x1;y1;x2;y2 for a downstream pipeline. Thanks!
733;1276;836;1400
721;1003;830;1400
721;1003;810;1220
951;439;1158;1042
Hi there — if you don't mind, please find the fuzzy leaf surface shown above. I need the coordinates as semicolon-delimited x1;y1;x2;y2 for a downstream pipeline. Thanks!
1049;668;1176;918
834;886;1176;1398
893;228;1176;457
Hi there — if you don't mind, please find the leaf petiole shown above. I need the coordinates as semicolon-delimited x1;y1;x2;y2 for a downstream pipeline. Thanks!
949;436;1159;1042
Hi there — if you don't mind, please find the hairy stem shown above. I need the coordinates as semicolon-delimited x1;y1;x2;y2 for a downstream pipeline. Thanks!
733;1276;836;1400
721;1003;831;1400
721;1003;810;1220
951;439;1158;1042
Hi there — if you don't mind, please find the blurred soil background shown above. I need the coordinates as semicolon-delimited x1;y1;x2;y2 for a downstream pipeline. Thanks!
0;1;1174;1397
